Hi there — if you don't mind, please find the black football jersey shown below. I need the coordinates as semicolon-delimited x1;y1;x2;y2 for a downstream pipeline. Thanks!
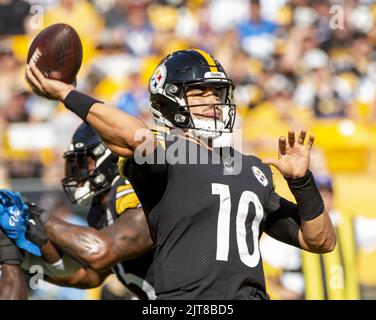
87;176;155;300
119;131;287;300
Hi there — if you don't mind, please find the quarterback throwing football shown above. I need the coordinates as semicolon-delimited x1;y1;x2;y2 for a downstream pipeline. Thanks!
25;49;336;300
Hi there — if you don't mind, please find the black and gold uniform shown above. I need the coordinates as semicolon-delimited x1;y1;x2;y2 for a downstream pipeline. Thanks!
87;176;155;300
119;131;302;300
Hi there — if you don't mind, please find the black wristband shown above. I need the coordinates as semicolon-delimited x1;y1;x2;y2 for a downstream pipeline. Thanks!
63;90;103;121
0;232;23;265
285;170;325;221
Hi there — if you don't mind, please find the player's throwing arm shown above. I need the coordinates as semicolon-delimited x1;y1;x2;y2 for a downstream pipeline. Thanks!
25;64;155;159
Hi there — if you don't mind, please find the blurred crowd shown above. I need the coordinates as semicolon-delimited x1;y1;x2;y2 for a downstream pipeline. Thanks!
1;0;376;182
1;0;376;299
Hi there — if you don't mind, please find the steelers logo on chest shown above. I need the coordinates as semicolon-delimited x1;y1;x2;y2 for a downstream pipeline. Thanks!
252;166;268;187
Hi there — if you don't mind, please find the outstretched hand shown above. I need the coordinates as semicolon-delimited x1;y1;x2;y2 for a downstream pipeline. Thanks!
262;130;314;179
25;64;75;101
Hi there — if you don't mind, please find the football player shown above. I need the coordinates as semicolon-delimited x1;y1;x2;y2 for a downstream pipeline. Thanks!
0;123;154;299
25;49;336;300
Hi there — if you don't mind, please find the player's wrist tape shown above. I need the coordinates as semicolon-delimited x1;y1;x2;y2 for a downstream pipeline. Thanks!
0;236;23;265
63;90;103;121
285;170;325;221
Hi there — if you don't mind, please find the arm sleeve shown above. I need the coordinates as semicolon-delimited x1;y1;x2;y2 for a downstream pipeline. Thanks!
264;192;301;249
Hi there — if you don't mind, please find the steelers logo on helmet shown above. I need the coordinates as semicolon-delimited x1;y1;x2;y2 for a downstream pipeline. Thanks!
149;64;167;94
252;166;268;187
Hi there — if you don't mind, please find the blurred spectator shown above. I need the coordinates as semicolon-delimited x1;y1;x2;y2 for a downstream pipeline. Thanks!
2;87;29;123
115;71;151;124
308;0;331;45
111;0;154;57
89;31;140;84
351;32;373;76
294;48;351;118
280;25;318;72
0;42;23;109
207;0;248;33
237;0;279;59
0;0;30;35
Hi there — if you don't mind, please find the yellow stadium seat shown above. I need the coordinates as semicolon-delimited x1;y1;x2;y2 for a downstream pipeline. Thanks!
10;35;31;62
334;173;376;218
358;248;376;286
311;120;370;173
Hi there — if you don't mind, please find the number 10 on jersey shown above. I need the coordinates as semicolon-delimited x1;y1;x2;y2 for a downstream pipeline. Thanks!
212;183;264;268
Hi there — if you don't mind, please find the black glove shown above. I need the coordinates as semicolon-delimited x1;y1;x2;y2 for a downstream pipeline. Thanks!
0;229;24;265
25;201;50;249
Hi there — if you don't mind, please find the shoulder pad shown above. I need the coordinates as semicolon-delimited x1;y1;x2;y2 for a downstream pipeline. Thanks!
115;183;141;215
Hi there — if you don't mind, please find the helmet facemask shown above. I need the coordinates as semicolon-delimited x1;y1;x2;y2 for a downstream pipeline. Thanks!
61;142;116;205
150;77;236;140
184;83;235;140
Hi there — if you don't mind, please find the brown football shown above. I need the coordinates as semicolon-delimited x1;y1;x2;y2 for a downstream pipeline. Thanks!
27;23;83;84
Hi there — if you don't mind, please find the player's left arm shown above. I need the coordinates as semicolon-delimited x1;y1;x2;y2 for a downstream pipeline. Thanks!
0;230;28;300
0;192;152;273
43;207;152;272
263;131;336;253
